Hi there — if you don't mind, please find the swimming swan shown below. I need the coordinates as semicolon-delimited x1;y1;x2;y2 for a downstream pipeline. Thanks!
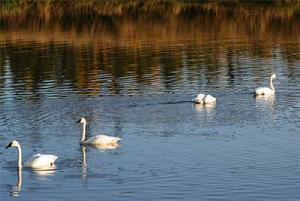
77;117;121;146
5;140;58;169
194;94;216;105
256;74;277;97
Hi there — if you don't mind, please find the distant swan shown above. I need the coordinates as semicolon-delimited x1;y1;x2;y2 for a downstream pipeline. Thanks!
194;94;216;105
77;117;121;146
256;74;277;97
5;140;58;169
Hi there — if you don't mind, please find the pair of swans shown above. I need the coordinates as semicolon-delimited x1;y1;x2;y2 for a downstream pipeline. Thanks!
194;94;216;105
6;117;121;169
194;74;277;104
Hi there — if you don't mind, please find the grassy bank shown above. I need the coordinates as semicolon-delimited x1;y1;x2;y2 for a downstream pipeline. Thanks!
1;0;300;21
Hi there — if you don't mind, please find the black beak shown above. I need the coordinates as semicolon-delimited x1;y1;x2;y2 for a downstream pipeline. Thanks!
76;119;81;123
5;142;12;149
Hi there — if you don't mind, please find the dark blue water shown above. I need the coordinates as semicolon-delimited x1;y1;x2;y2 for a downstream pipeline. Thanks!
1;9;300;201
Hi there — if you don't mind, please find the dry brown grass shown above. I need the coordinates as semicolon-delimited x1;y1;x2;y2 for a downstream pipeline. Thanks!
2;0;300;19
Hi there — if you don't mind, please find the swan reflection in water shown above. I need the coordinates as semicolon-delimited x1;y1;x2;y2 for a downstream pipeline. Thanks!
10;167;56;197
194;102;216;117
80;143;120;181
194;102;216;112
255;94;276;123
194;102;216;125
256;94;276;108
32;166;57;179
81;146;87;181
10;168;22;197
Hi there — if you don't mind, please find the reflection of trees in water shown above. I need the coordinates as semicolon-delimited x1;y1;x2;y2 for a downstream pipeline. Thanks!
1;2;300;96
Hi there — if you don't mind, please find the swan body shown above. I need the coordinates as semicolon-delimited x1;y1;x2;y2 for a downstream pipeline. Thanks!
77;117;121;146
83;135;121;145
24;154;58;169
194;94;216;105
5;140;58;169
256;74;277;97
194;94;205;104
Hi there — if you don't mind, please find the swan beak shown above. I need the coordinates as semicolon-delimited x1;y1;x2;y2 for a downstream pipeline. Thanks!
5;142;12;149
76;119;81;123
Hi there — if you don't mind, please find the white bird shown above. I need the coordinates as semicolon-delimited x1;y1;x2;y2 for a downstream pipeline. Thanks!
255;74;277;97
77;117;121;146
5;140;58;169
194;94;216;105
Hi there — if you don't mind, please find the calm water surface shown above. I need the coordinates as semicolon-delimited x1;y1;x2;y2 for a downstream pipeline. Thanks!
1;7;300;201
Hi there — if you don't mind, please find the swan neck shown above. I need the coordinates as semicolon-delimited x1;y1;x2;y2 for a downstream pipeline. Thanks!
81;122;86;142
16;144;22;168
270;76;275;92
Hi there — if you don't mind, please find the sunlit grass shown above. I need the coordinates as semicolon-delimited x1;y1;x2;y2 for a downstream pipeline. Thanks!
1;0;300;20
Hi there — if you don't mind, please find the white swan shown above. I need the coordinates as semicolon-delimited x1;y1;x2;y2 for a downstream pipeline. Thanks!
256;74;277;97
5;140;58;169
194;94;216;105
77;117;121;146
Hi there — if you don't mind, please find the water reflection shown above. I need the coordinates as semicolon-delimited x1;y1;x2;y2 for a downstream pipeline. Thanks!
9;166;57;197
255;95;276;123
256;94;276;107
194;103;216;122
10;168;22;197
88;143;121;150
81;146;87;181
194;103;216;113
1;3;300;98
32;167;57;178
256;94;276;103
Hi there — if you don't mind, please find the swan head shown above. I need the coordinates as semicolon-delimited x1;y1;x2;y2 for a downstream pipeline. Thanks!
271;74;277;79
76;117;86;124
5;140;20;149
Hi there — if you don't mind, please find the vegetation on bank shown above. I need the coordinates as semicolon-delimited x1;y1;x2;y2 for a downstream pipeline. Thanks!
1;0;300;21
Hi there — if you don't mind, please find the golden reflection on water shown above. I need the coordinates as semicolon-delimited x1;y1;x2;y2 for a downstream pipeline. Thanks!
1;3;300;96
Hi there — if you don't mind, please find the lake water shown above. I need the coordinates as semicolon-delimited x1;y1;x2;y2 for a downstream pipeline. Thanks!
1;4;300;201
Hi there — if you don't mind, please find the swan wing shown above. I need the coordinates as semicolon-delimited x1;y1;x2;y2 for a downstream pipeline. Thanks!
204;95;216;104
25;154;58;169
256;87;273;96
84;135;121;145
